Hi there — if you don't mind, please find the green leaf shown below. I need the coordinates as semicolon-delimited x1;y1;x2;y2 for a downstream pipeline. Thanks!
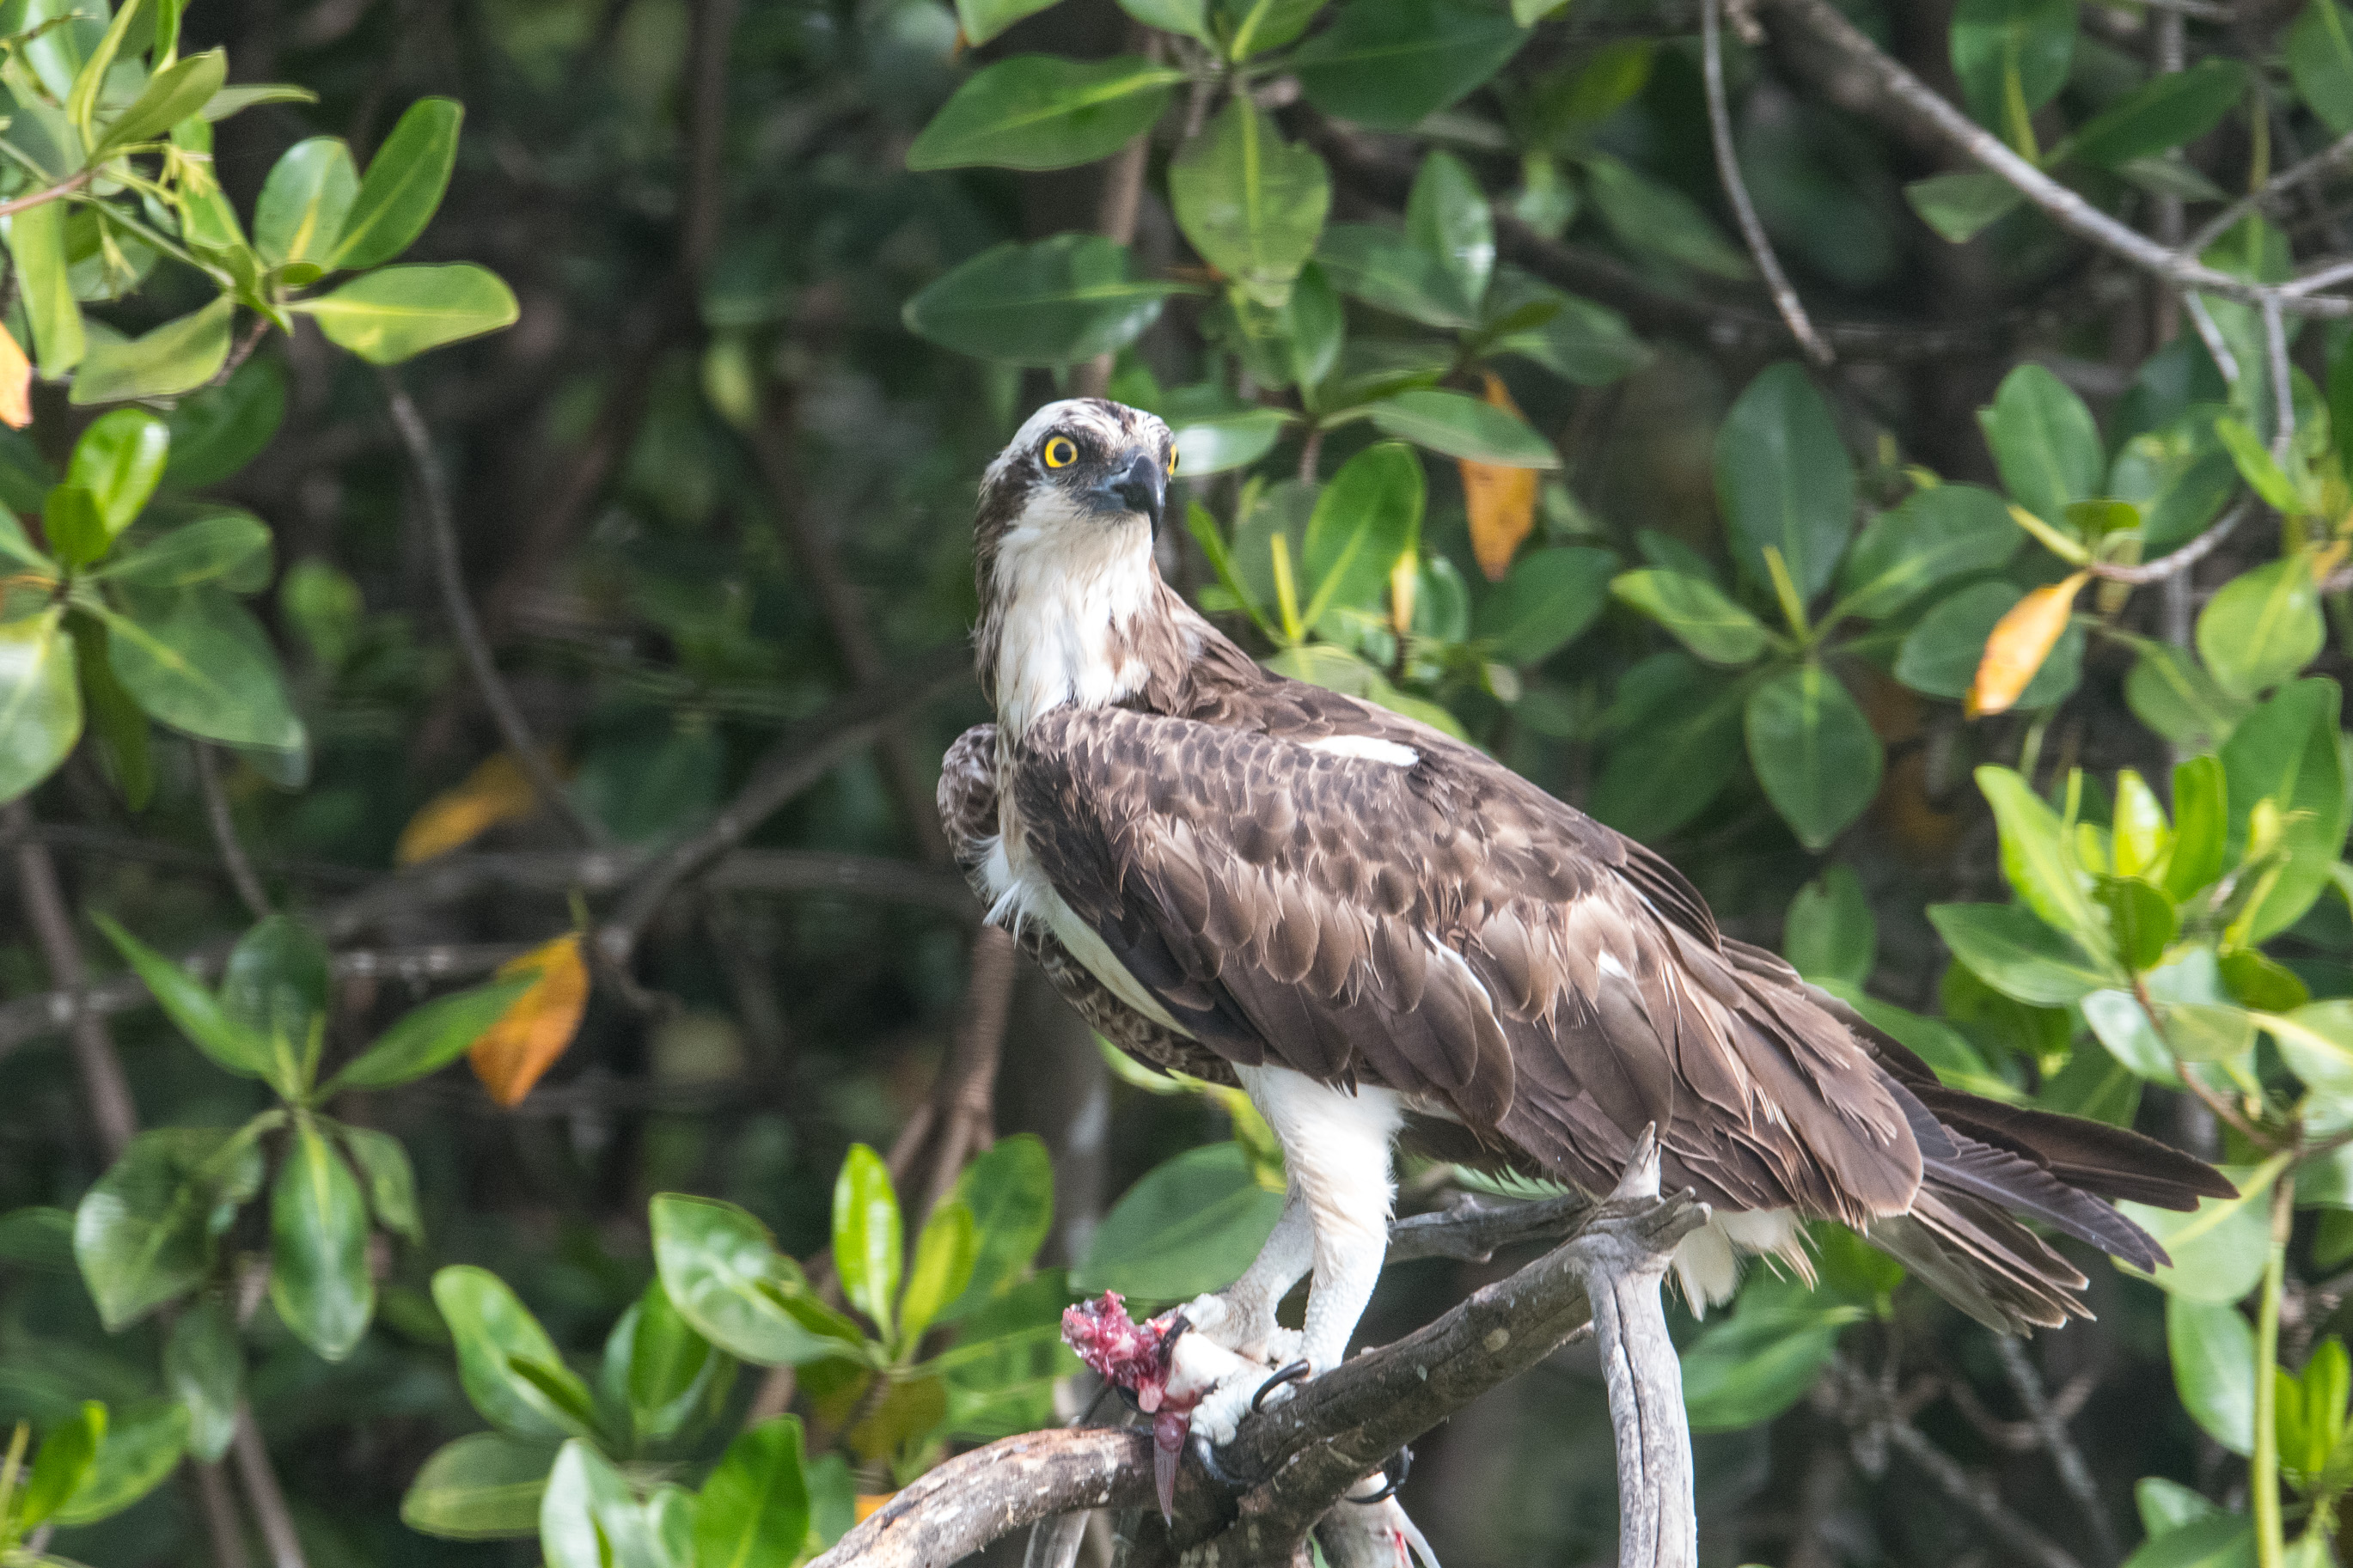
2120;1511;2256;1568
1115;0;1211;41
2120;1160;2285;1303
1980;364;2101;526
1903;169;2025;243
897;1199;977;1351
941;1134;1054;1319
1784;864;1875;985
2069;60;2246;169
0;607;83;804
321;977;533;1095
338;1124;424;1245
2111;408;2236;551
1076;1142;1287;1300
2096;876;2177;971
834;1143;902;1340
1893;579;2084;708
1610;568;1770;666
1928;901;2121;1006
290;263;519;364
1170;406;1292;477
69;407;171;546
96;590;303;750
1588;655;1745;840
163;1296;241;1462
270;1116;374;1360
2290;0;2353;136
431;1265;599;1441
255;136;358;269
1316;223;1476;329
1302;442;1421;628
1405;149;1492;312
92;912;268;1077
2262;1001;2353;1101
903;236;1179;366
1221;0;1326;58
221;914;328;1088
2169;1294;2256;1455
1714;363;1855;603
333;97;461;269
44;485;109;570
541;1439;667;1568
651;1193;848;1365
1681;1294;1864;1431
1975;765;2106;949
2211;416;2300;512
165;358;286;488
2219;678;2346;940
956;0;1059;46
1831;484;2018;620
1169;98;1329;308
1585;151;1751;279
1290;0;1525;131
94;46;223;154
74;1126;265;1329
95;512;272;596
400;1431;556;1541
622;1276;716;1439
1745;662;1881;850
1950;0;2075;128
8;188;85;376
53;1400;187;1527
1477;545;1616;665
908;56;1180;173
2197;557;2325;700
695;1417;811;1568
2126;644;2248;754
69;294;234;403
1365;387;1556;466
18;1401;105;1528
1483;269;1649;386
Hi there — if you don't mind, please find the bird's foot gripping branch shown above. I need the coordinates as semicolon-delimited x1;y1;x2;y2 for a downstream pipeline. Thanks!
812;1134;1707;1568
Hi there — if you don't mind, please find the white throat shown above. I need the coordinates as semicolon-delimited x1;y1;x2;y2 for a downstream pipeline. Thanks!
987;496;1158;740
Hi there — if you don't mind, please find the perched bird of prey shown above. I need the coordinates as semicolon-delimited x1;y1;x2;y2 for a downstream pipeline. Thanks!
939;397;2231;1443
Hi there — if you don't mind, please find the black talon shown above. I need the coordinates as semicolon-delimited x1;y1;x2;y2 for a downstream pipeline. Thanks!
1194;1432;1244;1488
1252;1358;1311;1412
1348;1443;1413;1504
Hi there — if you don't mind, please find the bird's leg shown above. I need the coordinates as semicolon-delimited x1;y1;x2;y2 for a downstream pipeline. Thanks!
1182;1187;1311;1364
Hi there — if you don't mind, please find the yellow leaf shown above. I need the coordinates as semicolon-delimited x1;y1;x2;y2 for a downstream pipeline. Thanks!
1389;552;1417;638
1966;570;2088;718
394;753;548;865
0;325;29;430
468;935;589;1107
1460;372;1539;581
855;1493;895;1523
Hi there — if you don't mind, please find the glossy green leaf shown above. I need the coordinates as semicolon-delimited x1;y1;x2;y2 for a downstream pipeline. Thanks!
334;97;462;269
70;294;234;404
1928;901;2121;1006
69;408;171;545
52;1400;188;1527
1483;269;1649;386
695;1417;811;1568
0;607;83;804
1980;363;2101;527
903;236;1179;366
94;512;272;592
651;1193;847;1365
897;1199;976;1350
1975;766;2105;948
255;136;358;268
2262;1001;2353;1101
1317;223;1477;329
2219;678;2346;940
1365;387;1556;466
1170;406;1292;476
1714;363;1854;602
908;56;1180;173
1221;0;1326;57
97;591;303;749
1075;1142;1286;1301
164;1296;241;1461
1406;149;1492;312
2126;644;2248;754
2197;557;2325;700
2168;1294;2255;1454
291;263;519;363
2290;0;2353;135
623;1276;715;1437
94;46;223;153
1681;1293;1864;1431
541;1439;666;1568
165;358;287;488
956;0;1059;46
1115;0;1212;41
2084;989;2187;1083
93;912;267;1077
44;485;109;570
2069;60;2246;169
2119;1512;2256;1568
1585;151;1750;280
270;1116;373;1360
1904;169;2025;243
74;1126;265;1329
2212;416;2300;512
1950;0;2075;128
1784;865;1875;985
834;1143;902;1339
1290;0;1525;131
1169;98;1329;308
18;1401;105;1528
70;613;150;808
1892;579;2084;708
338;1124;424;1244
321;977;533;1095
1302;442;1421;627
2096;876;2176;971
1744;663;1880;850
1610;568;1769;666
2120;1160;2284;1303
941;1134;1054;1319
1477;545;1616;665
431;1265;599;1440
9;200;85;376
222;915;328;1083
1588;656;1745;840
1832;483;2018;619
400;1431;556;1541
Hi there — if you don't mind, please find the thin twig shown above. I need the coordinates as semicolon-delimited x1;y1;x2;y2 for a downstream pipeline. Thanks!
2088;501;2248;583
381;375;608;847
2187;131;2353;257
0;169;95;219
230;1406;309;1568
188;1458;252;1568
195;745;272;921
6;801;138;1156
1994;1337;2120;1564
2264;296;2295;458
1702;0;1831;365
2182;292;2240;385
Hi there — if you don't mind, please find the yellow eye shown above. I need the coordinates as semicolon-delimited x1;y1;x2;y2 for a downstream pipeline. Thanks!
1166;449;1178;476
1042;436;1077;469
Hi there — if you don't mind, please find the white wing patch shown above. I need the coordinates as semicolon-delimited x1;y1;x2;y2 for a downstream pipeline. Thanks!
1305;734;1421;767
978;835;1191;1036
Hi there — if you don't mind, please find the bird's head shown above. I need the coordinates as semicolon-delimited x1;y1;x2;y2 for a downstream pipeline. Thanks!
976;397;1175;546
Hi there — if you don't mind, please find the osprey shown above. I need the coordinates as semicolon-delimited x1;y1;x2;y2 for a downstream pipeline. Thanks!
939;398;2231;1442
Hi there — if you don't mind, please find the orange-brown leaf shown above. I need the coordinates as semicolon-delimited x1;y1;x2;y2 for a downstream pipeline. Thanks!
1460;372;1539;581
855;1494;895;1524
468;935;589;1107
395;753;546;865
0;325;31;430
1967;570;2088;718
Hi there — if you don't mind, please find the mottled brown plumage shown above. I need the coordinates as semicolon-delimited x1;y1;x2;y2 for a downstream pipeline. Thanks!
944;398;2233;1337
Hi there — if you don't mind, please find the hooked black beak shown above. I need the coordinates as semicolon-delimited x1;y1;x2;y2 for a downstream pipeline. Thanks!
1096;449;1166;533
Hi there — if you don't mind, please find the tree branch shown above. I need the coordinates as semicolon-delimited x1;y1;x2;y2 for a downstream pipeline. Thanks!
2188;130;2353;258
6;800;138;1156
1702;0;1830;366
195;744;272;921
1993;1336;2119;1564
2088;501;2249;583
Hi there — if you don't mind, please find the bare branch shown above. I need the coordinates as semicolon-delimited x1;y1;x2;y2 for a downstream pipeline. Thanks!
2088;501;2248;583
6;801;138;1157
2189;130;2353;258
230;1406;309;1568
1994;1336;2119;1564
196;744;272;921
1702;0;1831;366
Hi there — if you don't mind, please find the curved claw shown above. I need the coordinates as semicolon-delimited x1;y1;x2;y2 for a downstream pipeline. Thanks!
1252;1358;1311;1412
1347;1443;1413;1505
1194;1431;1247;1489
